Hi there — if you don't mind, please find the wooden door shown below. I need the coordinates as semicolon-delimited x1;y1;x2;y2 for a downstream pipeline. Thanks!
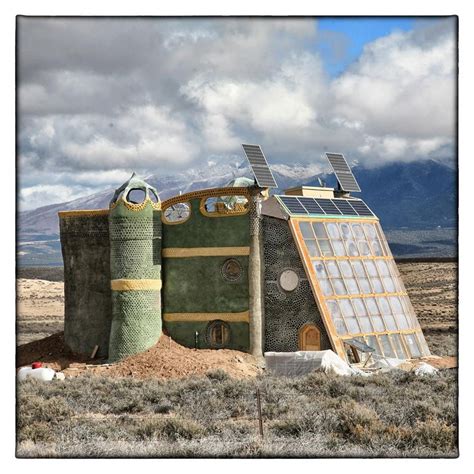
299;324;321;351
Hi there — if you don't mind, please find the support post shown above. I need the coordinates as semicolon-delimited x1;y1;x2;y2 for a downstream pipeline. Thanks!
248;188;265;365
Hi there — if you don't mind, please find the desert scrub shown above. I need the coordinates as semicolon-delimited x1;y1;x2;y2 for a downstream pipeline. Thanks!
17;369;457;458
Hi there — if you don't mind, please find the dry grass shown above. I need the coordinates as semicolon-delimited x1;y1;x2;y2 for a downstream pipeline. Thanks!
17;369;457;458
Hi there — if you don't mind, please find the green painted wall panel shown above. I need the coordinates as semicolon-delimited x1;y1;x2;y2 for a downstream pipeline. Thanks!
162;255;249;313
165;321;250;351
162;198;250;248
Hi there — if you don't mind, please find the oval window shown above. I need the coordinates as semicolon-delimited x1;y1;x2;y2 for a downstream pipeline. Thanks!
279;269;299;292
163;202;191;224
222;258;242;282
202;195;249;216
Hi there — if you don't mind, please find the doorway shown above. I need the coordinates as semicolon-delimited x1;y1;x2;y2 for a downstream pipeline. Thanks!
298;324;321;351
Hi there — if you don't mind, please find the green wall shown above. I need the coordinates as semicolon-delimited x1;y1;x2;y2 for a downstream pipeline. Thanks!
162;197;250;351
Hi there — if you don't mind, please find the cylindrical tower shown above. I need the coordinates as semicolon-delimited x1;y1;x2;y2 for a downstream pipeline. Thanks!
108;173;162;362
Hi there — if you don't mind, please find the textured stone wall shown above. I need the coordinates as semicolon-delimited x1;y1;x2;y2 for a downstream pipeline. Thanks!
262;215;332;353
59;213;112;357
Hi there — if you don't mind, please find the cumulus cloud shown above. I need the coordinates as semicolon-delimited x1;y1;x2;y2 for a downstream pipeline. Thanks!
17;17;456;208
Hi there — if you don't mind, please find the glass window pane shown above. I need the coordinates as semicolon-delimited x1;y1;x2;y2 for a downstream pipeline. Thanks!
299;221;314;239
313;222;328;239
319;240;334;256
401;296;418;327
346;240;359;256
416;332;431;357
345;278;360;294
333;278;347;295
371;240;383;256
345;316;361;334
394;313;410;330
379;335;396;358
340;223;353;239
359;241;371;256
390;334;408;359
366;298;379;315
326;222;340;239
352;298;367;316
388;296;403;314
377;297;391;316
371;315;385;332
382;277;395;293
332;240;346;256
339;299;355;317
364;260;378;277
371;278;384;293
358;278;372;293
363;223;377;239
327;300;347;335
376;260;390;276
313;261;328;279
366;335;382;355
384;314;398;331
306;240;320;257
357;315;373;333
339;260;353;277
352;223;365;239
320;279;333;296
352;260;366;277
404;334;421;358
326;260;341;277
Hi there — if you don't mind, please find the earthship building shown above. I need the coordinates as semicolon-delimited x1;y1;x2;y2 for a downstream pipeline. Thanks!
59;145;430;364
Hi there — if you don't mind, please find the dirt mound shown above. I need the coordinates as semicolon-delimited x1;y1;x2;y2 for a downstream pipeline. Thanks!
16;332;260;380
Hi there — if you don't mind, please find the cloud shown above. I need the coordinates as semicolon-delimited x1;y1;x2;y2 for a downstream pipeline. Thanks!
17;17;456;208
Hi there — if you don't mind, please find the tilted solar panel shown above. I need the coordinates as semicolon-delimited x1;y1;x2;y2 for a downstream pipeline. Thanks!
326;152;361;193
242;144;278;188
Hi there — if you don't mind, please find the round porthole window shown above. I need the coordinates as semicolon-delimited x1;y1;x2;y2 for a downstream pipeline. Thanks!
279;269;299;292
222;258;242;282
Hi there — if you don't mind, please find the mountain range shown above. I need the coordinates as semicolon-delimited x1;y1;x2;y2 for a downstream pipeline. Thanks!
17;159;457;265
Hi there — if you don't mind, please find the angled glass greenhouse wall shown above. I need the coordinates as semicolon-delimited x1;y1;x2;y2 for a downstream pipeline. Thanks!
289;217;430;361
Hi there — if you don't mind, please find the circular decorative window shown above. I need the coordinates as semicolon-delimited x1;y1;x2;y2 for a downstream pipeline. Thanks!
163;202;191;224
279;269;299;292
222;258;242;282
206;320;230;348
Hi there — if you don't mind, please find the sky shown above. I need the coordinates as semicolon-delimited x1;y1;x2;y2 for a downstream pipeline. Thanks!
17;17;457;210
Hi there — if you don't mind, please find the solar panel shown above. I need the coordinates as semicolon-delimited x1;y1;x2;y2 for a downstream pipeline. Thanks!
332;199;358;216
348;200;374;216
297;197;324;214
326;152;361;193
279;196;307;214
242;144;278;188
315;198;342;215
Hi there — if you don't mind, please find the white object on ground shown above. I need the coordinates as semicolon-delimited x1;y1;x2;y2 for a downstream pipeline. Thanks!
17;366;57;382
414;362;439;376
367;356;406;370
265;350;369;377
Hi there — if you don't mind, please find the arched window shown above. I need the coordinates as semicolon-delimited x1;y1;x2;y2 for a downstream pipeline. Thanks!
207;320;231;348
